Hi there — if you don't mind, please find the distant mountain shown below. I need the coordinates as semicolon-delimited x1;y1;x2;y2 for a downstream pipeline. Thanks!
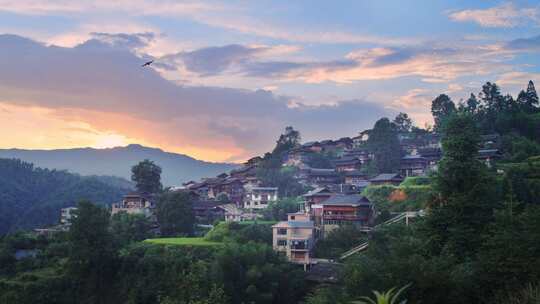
0;144;238;186
0;158;132;235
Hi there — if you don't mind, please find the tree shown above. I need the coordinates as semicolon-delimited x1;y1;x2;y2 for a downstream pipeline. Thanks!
260;126;302;169
393;112;413;133
131;159;162;194
273;126;301;155
465;93;479;114
516;80;539;113
110;212;152;247
262;197;302;221
211;242;306;304
367;118;401;174
477;204;540;293
355;284;410;304
431;94;456;131
424;113;499;258
256;166;306;198
156;191;195;236
68;201;117;303
526;80;539;110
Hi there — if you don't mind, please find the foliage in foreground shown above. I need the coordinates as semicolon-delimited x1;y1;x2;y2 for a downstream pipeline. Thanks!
353;284;410;304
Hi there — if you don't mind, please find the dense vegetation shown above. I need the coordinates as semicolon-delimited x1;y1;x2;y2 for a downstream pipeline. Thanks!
0;203;306;304
0;158;131;235
305;81;540;303
1;80;539;303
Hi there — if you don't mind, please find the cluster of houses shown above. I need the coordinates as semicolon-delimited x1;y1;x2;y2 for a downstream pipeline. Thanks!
36;130;503;265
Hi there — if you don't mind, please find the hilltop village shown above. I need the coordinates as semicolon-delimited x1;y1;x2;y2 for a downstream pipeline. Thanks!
2;80;540;303
43;114;502;267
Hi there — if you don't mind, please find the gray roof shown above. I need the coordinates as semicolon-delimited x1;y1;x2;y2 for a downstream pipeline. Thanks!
344;170;366;177
402;155;425;160
309;168;337;176
303;187;333;197
250;187;278;191
321;194;372;207
369;173;403;182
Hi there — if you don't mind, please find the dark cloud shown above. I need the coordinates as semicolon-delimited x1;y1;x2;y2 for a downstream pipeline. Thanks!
242;59;356;78
0;34;392;159
506;35;540;51
179;44;268;75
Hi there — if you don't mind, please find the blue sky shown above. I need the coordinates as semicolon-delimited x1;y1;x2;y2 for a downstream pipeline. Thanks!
0;0;539;162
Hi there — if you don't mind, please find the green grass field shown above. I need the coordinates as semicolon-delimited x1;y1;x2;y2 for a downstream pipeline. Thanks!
144;237;222;246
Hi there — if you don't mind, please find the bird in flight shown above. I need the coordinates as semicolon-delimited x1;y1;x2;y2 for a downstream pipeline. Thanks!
141;60;154;67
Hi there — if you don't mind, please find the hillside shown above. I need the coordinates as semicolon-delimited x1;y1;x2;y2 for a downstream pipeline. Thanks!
0;144;238;186
0;158;132;235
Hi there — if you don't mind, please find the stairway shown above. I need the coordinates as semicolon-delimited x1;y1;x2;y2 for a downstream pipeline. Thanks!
338;211;422;260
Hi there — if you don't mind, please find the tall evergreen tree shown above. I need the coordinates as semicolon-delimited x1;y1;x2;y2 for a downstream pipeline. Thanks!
431;94;456;131
131;159;162;194
465;93;479;114
367;118;401;174
424;113;499;258
517;80;539;113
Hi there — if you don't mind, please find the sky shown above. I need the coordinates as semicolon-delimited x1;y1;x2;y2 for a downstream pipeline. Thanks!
0;0;539;162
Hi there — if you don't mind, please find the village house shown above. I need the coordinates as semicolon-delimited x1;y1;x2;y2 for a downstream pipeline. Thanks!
229;164;258;179
284;147;311;167
302;187;334;213
60;207;78;225
302;168;341;187
418;147;442;171
244;187;278;209
192;200;226;223
342;148;371;164
302;141;323;153
218;203;261;222
344;170;368;186
311;193;375;235
272;212;315;267
477;149;502;168
35;207;79;236
217;177;245;206
352;131;369;148
369;173;404;186
327;183;364;195
333;156;362;172
111;192;155;217
399;155;428;177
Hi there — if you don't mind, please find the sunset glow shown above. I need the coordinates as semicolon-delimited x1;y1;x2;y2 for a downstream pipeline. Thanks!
0;0;539;162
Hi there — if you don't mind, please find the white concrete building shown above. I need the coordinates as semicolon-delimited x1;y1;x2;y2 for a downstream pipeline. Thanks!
60;207;78;225
244;187;278;209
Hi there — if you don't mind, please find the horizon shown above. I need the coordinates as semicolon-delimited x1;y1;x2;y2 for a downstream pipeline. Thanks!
1;1;539;162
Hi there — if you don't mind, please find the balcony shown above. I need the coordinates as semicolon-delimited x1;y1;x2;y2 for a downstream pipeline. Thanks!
323;214;363;221
290;240;309;250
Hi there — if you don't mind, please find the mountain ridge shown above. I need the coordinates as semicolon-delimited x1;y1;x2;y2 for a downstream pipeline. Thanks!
0;144;239;186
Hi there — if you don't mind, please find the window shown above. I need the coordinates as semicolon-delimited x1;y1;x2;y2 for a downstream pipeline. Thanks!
290;216;295;220
277;228;287;235
277;239;287;246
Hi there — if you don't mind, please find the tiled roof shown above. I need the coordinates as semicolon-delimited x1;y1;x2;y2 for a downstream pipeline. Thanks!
344;170;366;177
321;194;372;206
302;187;333;197
369;173;403;182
